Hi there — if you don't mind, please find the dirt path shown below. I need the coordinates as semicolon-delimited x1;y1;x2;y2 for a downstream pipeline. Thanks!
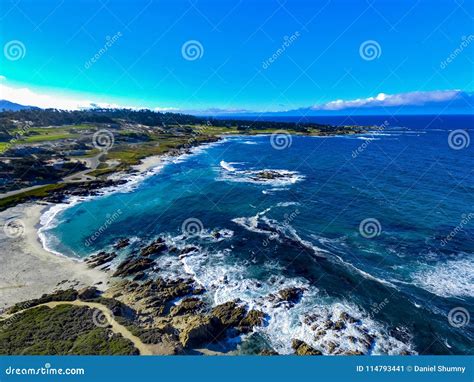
5;300;153;355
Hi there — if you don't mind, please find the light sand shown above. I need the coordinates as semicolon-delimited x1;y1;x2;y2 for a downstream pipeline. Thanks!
0;202;108;310
131;154;165;172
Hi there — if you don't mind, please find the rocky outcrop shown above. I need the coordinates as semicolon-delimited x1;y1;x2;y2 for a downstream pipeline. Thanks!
259;348;279;355
85;251;117;268
292;339;322;355
114;238;130;250
140;238;167;257
112;257;154;277
238;309;265;333
78;286;99;301
269;287;305;306
210;301;246;330
170;298;205;316
179;316;220;348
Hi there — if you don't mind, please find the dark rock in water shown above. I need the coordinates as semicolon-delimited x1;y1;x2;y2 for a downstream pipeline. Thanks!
292;339;322;355
78;286;99;301
85;251;117;268
179;315;220;347
334;320;345;331
113;257;154;277
325;341;337;354
342;350;364;355
179;246;199;256
140;238;167;257
251;170;288;180
132;272;147;281
211;301;246;330
114;238;130;250
238;310;265;333
259;348;279;356
272;287;305;305
339;311;357;323
170;297;205;316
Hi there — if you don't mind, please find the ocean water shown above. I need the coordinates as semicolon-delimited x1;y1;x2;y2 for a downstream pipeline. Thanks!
40;115;473;355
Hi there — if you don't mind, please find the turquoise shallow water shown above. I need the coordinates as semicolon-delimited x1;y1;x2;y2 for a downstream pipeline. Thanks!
41;115;473;355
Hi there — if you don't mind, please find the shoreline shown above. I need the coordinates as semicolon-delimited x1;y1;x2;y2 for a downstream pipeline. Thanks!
0;138;226;310
0;131;357;310
0;202;109;310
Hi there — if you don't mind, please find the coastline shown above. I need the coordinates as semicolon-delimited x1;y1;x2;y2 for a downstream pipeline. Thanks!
0;202;108;310
0;138;226;310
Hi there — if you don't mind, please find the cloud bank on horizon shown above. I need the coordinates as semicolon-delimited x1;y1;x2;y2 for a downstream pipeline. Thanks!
0;78;472;116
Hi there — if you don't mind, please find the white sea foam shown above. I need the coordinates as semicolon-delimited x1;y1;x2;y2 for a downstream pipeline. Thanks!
220;168;304;187
219;160;237;172
232;207;327;259
411;258;474;298
126;225;415;355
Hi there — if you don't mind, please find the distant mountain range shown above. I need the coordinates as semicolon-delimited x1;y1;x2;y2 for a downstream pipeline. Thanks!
0;100;40;111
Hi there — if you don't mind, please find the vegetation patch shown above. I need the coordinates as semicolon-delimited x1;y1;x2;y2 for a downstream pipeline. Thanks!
0;305;138;355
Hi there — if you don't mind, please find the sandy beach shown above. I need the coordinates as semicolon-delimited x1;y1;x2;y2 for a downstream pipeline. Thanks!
0;202;108;310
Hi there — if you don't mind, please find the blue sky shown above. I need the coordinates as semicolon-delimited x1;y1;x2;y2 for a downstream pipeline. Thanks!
0;0;473;113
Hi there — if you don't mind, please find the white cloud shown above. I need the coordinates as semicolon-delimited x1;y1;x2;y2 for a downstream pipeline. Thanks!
310;90;462;111
0;81;177;111
0;82;129;110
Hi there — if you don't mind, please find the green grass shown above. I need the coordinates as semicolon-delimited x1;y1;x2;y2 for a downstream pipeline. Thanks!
0;142;11;153
0;305;138;355
22;133;74;142
0;183;67;211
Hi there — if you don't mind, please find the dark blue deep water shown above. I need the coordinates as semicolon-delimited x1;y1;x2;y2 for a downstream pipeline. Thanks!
41;115;473;355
